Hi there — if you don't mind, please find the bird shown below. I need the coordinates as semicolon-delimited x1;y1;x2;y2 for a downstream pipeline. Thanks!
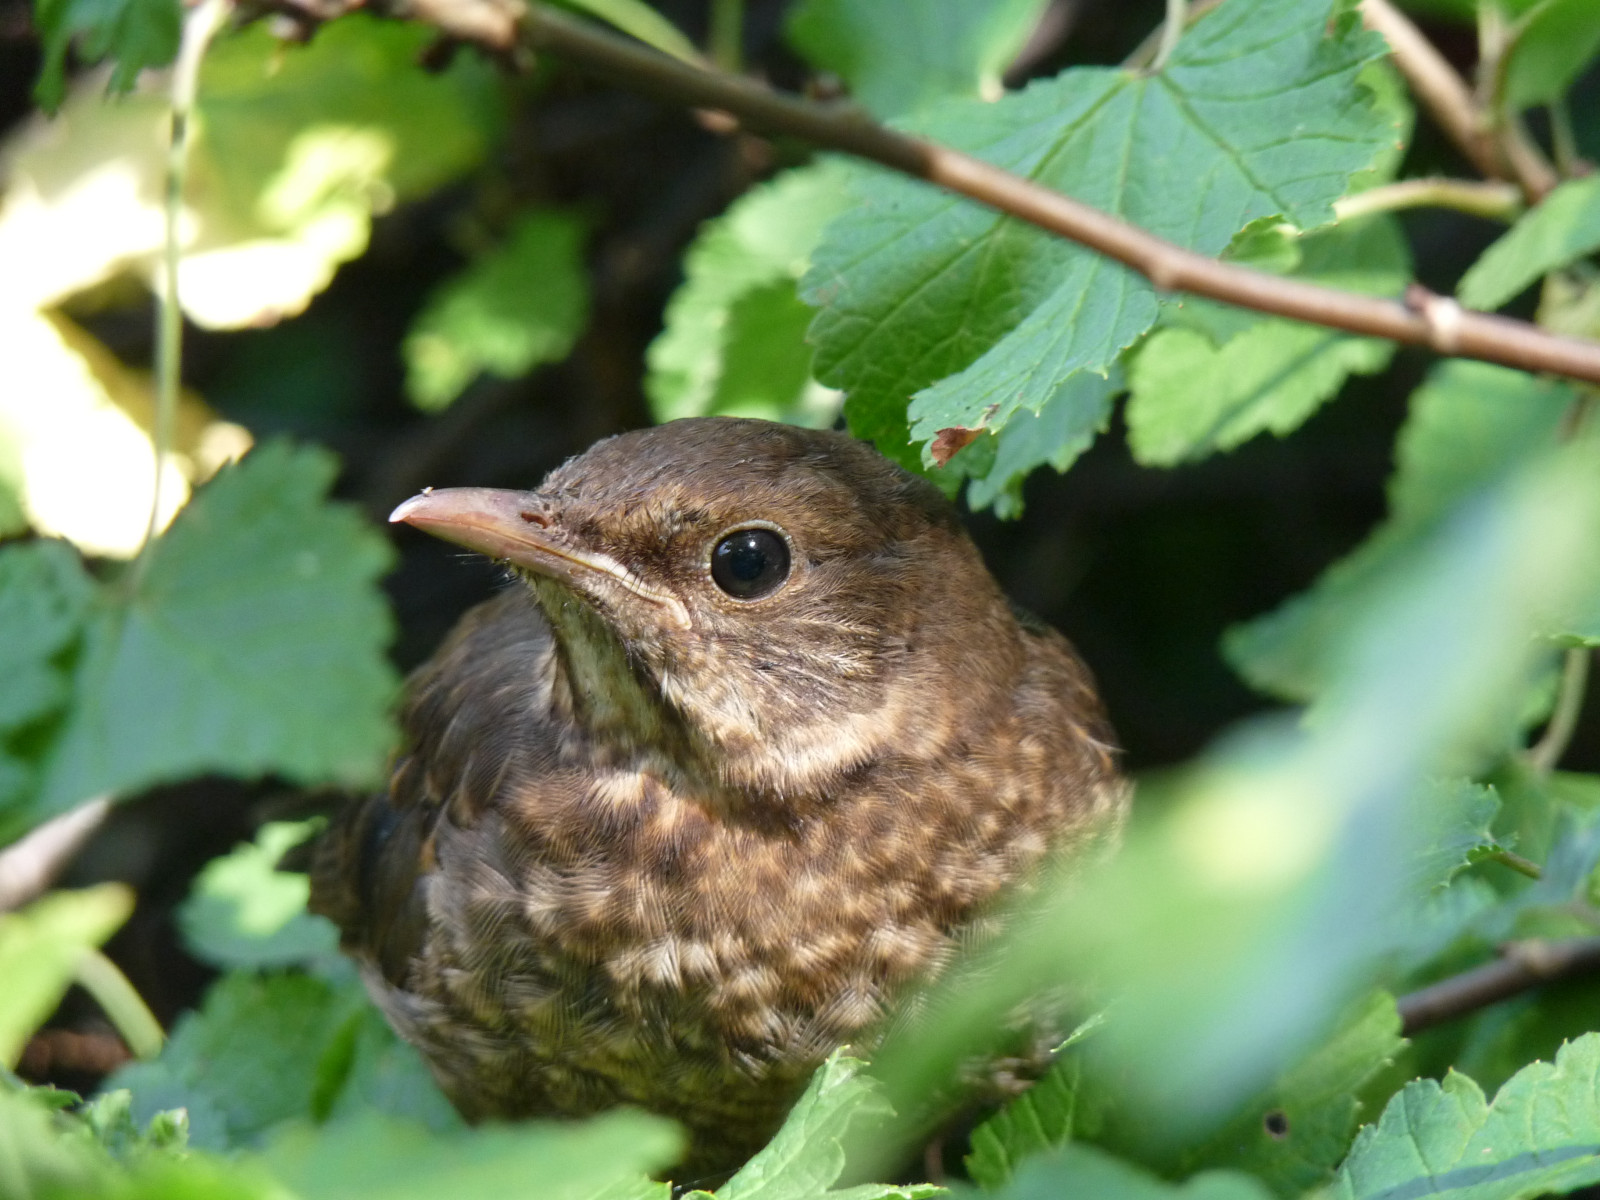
309;416;1124;1177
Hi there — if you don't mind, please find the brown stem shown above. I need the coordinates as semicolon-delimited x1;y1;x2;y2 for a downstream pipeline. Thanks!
1359;0;1557;202
250;0;1600;386
521;5;1600;386
1397;936;1600;1035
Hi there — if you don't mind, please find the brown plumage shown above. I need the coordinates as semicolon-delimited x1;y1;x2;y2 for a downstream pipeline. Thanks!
310;417;1123;1176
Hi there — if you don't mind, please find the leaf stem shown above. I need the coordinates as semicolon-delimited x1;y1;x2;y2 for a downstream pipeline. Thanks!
708;0;741;73
1485;847;1543;880
1151;0;1187;72
131;0;232;589
1529;646;1592;776
1333;177;1523;222
73;949;164;1061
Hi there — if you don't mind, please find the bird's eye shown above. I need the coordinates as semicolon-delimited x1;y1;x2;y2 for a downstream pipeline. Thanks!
710;528;791;600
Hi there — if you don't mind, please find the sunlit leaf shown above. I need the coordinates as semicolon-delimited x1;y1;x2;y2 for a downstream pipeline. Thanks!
1126;217;1409;466
0;884;132;1066
988;1144;1272;1200
178;821;341;969
34;440;398;818
405;211;590;411
648;162;849;429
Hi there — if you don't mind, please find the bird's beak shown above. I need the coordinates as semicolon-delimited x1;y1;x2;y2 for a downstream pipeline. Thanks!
390;488;689;627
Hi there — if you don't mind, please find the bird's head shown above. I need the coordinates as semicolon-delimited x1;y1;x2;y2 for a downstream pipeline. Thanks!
390;418;1026;798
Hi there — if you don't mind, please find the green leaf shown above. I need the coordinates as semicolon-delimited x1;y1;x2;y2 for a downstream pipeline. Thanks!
0;884;132;1066
964;367;1122;517
1226;362;1575;702
35;440;398;817
989;1144;1272;1200
647;162;850;428
264;1108;683;1200
178;821;341;970
318;1006;462;1133
112;970;361;1149
404;211;591;411
1126;217;1409;466
1168;993;1405;1197
0;539;93;735
965;1053;1087;1189
32;0;180;110
1459;176;1600;312
1412;779;1504;895
0;1087;111;1198
786;0;1050;118
1324;1033;1600;1200
802;0;1395;467
1501;0;1600;111
687;1052;941;1200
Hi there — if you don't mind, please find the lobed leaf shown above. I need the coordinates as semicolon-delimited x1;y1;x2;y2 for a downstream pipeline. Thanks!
1324;1033;1600;1200
34;440;398;819
802;0;1396;470
647;162;850;429
686;1052;941;1200
1126;217;1409;467
178;821;341;970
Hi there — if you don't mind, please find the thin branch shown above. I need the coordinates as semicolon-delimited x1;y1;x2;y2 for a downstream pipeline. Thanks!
1397;936;1600;1036
1359;0;1556;202
131;0;233;589
1334;177;1523;222
245;0;1600;389
516;6;1600;389
1528;646;1592;776
0;798;111;913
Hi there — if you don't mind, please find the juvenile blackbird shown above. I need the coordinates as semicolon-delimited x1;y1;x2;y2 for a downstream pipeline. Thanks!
310;417;1123;1175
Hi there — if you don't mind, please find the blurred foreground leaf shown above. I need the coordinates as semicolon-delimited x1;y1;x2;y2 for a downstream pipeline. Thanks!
1499;0;1600;111
405;211;590;411
989;1144;1272;1200
867;435;1600;1166
0;884;132;1066
1326;1033;1600;1200
264;1107;682;1200
1226;362;1576;703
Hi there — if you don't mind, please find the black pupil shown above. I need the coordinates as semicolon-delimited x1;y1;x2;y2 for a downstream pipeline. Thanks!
711;529;790;599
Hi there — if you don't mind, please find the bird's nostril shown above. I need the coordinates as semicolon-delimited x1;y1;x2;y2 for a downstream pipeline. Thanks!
520;510;550;528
